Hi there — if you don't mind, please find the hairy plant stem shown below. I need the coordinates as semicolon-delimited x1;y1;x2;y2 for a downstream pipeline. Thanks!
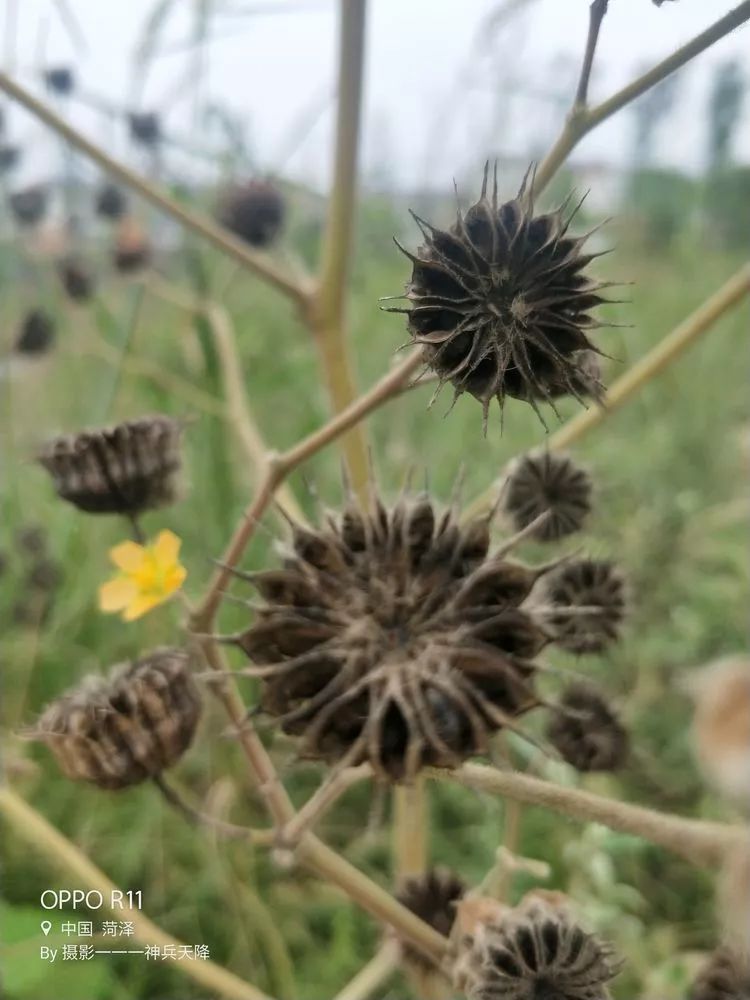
0;71;313;308
533;1;750;197
0;786;277;1000
462;263;750;520
435;764;745;868
310;0;369;497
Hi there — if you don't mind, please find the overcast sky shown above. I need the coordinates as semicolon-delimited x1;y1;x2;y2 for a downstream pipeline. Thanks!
3;0;748;192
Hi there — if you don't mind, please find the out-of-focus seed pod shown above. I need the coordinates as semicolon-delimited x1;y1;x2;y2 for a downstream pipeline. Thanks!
0;144;20;174
217;179;285;248
15;310;56;356
539;558;627;654
44;67;75;96
689;948;750;1000
127;111;161;148
546;683;629;772
502;450;593;542
95;182;128;220
9;185;48;228
113;217;151;273
57;257;95;302
27;649;202;790
37;414;184;517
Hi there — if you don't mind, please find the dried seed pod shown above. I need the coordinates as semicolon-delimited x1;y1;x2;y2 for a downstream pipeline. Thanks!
502;451;593;542
0;144;20;174
9;185;48;227
546;683;629;772
37;414;183;516
57;257;95;302
95;182;128;220
689;948;750;1000
233;489;556;782
217;179;285;248
44;66;75;95
15;310;56;356
113;217;151;273
397;869;467;968
28;649;201;790
390;165;614;427
128;111;161;148
539;559;626;654
454;893;619;1000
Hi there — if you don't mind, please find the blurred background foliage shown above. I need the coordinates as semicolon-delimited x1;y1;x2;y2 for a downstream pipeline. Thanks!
1;1;748;998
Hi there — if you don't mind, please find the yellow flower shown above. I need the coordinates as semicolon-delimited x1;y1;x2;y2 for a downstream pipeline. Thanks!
98;530;187;622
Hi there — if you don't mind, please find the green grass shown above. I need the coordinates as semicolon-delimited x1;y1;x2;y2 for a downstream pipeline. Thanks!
1;196;747;1000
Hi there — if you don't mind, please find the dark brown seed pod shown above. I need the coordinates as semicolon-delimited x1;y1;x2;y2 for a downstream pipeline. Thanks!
502;451;593;542
128;111;161;148
539;559;626;654
217;179;285;248
9;185;48;228
0;144;20;174
27;649;201;790
690;949;750;1000
454;894;619;1000
15;310;56;356
546;683;629;772
95;182;128;220
231;488;556;782
388;165;615;428
36;414;183;516
57;257;95;302
397;869;467;969
44;67;75;95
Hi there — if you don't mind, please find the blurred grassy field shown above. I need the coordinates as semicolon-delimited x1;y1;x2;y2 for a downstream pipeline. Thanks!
1;191;748;1000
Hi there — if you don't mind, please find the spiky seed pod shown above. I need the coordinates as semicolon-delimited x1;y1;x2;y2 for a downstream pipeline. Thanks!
539;559;626;654
15;310;56;356
28;649;201;790
217;179;285;248
57;257;95;302
389;165;613;427
454;894;619;1000
0;144;20;174
231;489;559;782
95;182;128;220
397;869;467;969
44;67;75;95
9;185;48;227
546;683;629;772
502;451;593;542
690;949;750;1000
128;111;161;148
37;414;183;516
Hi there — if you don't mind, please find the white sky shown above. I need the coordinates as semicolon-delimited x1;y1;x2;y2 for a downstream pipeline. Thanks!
3;0;748;192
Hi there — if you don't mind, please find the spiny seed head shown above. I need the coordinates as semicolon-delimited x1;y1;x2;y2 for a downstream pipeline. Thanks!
27;648;201;790
128;111;161;148
690;949;750;1000
390;164;614;429
58;257;95;302
95;182;128;220
15;309;55;356
538;559;626;654
454;893;619;1000
546;683;629;772
217;179;285;248
9;185;48;227
44;66;74;95
37;414;183;516
397;869;467;969
232;489;565;782
502;451;593;542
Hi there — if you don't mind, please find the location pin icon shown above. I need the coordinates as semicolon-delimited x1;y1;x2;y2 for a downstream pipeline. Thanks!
41;921;52;937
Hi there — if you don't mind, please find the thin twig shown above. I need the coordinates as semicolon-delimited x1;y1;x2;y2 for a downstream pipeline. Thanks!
0;71;314;308
279;764;373;848
434;764;745;869
574;0;609;108
153;774;274;844
462;264;750;520
310;0;370;496
0;786;277;1000
332;939;402;1000
533;1;750;196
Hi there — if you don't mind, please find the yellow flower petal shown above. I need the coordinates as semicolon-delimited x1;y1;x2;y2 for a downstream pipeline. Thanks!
122;593;163;622
99;577;139;613
163;564;187;596
152;530;181;569
109;540;146;573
